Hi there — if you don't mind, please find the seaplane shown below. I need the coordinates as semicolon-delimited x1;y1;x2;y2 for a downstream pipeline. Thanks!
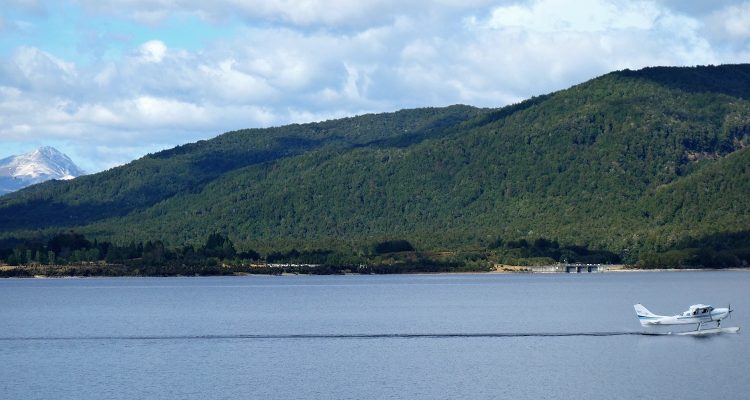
634;303;740;336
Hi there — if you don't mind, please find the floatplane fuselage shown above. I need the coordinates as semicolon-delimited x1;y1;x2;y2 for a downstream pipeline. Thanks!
634;303;738;334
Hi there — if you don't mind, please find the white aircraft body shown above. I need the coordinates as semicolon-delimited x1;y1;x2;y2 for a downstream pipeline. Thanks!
634;303;739;335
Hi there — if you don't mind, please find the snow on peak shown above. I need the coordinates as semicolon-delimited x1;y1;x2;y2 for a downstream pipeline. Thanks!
0;146;85;194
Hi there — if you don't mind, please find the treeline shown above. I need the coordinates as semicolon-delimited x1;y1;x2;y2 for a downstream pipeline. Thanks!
0;233;491;277
2;231;748;277
0;232;256;267
637;231;750;269
488;237;621;265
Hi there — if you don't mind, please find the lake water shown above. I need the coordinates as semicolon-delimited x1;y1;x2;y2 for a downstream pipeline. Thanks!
1;271;749;399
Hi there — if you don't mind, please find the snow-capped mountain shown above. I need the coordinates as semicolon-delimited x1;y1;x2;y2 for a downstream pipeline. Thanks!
0;146;85;195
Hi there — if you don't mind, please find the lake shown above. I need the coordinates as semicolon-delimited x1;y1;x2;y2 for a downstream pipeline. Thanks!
1;271;748;399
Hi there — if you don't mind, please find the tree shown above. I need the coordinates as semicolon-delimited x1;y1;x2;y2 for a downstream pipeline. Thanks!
201;233;236;259
374;240;415;254
143;241;166;265
238;249;260;260
48;231;91;259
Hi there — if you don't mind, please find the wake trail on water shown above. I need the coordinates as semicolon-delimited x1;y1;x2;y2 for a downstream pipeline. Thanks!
0;332;660;341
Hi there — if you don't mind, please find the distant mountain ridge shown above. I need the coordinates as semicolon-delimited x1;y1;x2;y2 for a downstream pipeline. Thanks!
0;64;749;264
0;147;84;195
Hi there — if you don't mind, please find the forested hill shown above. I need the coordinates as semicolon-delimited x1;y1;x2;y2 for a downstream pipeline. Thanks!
1;64;749;264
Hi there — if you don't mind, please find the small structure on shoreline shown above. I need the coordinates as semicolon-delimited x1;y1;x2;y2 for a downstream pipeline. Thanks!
496;263;619;273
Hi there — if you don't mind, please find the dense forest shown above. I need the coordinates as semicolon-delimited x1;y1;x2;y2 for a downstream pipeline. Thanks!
1;64;750;272
0;231;625;277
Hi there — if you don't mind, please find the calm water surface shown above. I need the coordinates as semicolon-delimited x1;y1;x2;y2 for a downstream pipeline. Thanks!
1;271;748;399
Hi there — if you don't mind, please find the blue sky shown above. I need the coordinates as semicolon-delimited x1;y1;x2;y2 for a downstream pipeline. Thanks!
1;0;749;173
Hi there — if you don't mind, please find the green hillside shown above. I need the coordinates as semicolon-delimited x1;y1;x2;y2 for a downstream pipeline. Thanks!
1;64;750;268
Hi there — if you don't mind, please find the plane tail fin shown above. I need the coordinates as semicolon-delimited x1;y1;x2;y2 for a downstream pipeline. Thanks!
634;304;658;326
634;303;656;317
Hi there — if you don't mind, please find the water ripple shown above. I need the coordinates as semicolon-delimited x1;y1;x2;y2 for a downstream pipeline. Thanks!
0;331;657;341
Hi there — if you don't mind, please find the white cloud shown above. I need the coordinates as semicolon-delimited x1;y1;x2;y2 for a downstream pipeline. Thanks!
73;103;121;126
705;2;750;41
93;63;117;87
198;59;278;102
73;0;406;27
3;47;78;91
131;96;208;126
137;40;167;63
229;0;395;26
478;0;660;32
459;0;719;96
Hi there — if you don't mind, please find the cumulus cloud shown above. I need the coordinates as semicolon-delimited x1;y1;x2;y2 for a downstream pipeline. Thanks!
198;59;278;102
2;47;78;91
72;0;407;27
704;2;750;46
459;0;719;95
475;0;660;32
1;0;749;171
722;7;750;39
137;40;167;63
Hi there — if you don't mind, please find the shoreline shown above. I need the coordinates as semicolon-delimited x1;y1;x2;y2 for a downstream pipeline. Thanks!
2;265;749;279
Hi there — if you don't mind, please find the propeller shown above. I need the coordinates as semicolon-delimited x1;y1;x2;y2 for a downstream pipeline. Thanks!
728;303;733;319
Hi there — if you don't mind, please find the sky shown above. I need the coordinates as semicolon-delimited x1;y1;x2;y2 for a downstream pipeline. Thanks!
1;0;749;173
